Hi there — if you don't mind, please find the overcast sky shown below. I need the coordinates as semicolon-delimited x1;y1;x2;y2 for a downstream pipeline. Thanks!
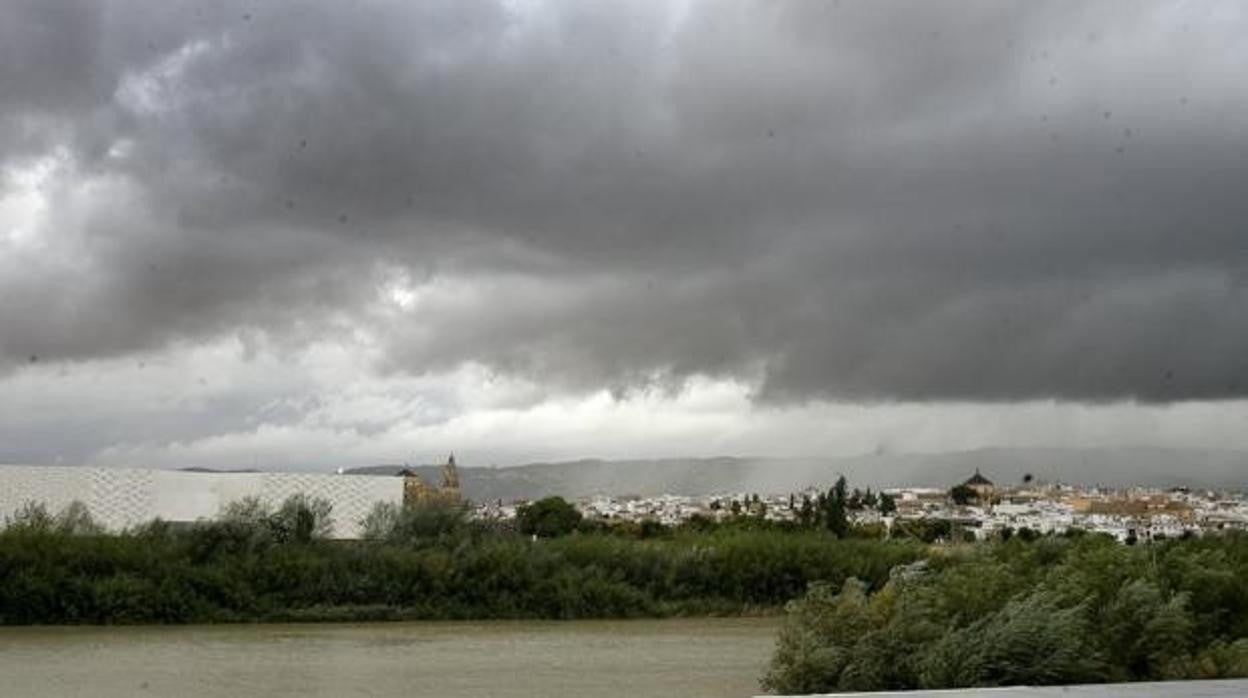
3;0;1248;470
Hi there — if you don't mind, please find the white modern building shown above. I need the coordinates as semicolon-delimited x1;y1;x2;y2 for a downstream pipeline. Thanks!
0;465;403;539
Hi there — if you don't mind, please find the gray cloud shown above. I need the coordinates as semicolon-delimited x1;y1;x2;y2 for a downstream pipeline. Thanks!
3;0;1248;402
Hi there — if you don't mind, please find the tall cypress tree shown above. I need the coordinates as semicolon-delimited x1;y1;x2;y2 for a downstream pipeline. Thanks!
826;476;849;538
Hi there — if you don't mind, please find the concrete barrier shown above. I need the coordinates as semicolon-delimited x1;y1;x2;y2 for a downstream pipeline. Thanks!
760;678;1248;697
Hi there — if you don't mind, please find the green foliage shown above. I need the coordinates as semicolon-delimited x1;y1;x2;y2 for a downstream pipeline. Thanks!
949;484;977;506
3;495;1244;697
360;502;402;541
825;476;850;538
220;496;270;526
4;501;101;536
761;579;876;694
792;478;859;537
918;591;1104;687
1193;639;1248;679
762;533;1248;693
0;510;924;625
55;501;103;536
4;501;56;533
271;494;334;543
207;494;334;548
516;496;583;538
878;492;897;515
889;518;975;544
360;499;470;544
636;518;670;539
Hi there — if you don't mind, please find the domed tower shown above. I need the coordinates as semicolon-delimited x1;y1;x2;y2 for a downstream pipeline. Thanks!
964;469;995;500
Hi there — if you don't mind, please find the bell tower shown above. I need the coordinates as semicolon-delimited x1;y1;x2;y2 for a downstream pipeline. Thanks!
440;453;461;499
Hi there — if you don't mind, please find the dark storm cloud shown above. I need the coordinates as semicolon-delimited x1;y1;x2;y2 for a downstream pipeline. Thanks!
2;0;1247;401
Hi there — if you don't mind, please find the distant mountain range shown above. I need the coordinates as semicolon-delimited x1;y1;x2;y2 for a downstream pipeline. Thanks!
345;447;1248;501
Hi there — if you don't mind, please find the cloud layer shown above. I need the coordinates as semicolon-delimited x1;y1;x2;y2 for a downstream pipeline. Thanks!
4;0;1248;415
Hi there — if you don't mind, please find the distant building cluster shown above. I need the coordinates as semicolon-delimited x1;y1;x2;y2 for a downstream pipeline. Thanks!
478;470;1248;543
884;471;1248;542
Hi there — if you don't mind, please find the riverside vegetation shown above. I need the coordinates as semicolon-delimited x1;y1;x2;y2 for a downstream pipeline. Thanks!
0;495;922;624
1;492;1246;692
763;530;1248;692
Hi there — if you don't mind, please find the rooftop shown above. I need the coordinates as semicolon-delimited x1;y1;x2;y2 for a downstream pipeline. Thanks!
964;469;994;486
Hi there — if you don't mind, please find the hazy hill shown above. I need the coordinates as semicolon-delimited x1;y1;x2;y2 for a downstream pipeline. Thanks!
345;448;1248;501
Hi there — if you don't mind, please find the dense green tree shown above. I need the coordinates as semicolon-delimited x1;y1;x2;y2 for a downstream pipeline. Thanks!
1099;579;1195;680
360;501;402;541
949;484;977;506
516;496;583;538
892;518;957;544
4;501;55;533
271;494;334;543
762;579;876;694
798;496;815;527
4;500;100;535
637;519;669;539
763;533;1248;693
360;499;468;544
825;476;850;538
918;591;1105;687
878;493;897;515
217;494;333;545
53;501;102;536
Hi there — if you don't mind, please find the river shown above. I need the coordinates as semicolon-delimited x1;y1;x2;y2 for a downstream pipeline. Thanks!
0;617;780;697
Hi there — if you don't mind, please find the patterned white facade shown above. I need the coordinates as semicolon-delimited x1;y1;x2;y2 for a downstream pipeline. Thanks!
0;465;403;539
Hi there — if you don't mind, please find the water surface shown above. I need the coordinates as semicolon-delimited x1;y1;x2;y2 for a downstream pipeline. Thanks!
0;617;780;697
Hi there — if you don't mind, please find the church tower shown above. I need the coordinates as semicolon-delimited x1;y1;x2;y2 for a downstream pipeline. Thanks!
440;453;461;500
